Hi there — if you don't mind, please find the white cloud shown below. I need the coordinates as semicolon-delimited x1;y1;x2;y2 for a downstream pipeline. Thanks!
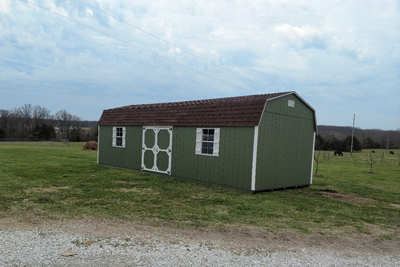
0;0;10;13
273;24;327;50
273;24;318;39
168;47;181;55
47;2;69;17
85;8;93;16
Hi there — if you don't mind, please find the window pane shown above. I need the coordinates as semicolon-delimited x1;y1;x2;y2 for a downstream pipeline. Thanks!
203;129;208;135
209;129;214;135
117;128;123;137
201;141;212;154
117;137;122;146
207;142;213;154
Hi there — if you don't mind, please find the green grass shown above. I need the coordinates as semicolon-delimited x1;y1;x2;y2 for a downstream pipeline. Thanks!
0;143;399;238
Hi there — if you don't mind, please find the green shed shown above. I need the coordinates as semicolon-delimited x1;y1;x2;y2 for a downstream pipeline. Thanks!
98;91;317;193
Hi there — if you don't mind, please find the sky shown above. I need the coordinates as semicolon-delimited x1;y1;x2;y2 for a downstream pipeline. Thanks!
1;0;399;130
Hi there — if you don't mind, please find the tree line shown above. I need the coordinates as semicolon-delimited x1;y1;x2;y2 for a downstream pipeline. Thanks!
0;104;97;142
315;134;362;152
315;133;399;152
317;125;400;150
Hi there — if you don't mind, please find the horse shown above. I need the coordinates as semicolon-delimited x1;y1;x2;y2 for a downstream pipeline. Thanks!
334;150;343;156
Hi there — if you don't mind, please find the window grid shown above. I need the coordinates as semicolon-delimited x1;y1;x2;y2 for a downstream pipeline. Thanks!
113;127;125;148
202;129;215;155
116;127;123;147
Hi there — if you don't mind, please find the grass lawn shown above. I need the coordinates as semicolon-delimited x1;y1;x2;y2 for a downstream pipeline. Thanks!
0;142;399;238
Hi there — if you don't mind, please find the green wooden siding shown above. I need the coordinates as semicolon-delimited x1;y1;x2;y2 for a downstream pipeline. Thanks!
98;126;142;170
255;94;314;191
172;127;254;191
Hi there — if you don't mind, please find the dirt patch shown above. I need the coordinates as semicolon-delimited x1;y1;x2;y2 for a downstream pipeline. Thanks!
306;189;382;205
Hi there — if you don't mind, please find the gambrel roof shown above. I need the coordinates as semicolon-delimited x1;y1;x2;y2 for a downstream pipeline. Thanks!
98;91;310;127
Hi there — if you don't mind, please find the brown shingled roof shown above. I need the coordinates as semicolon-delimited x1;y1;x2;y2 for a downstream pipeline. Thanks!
98;92;292;127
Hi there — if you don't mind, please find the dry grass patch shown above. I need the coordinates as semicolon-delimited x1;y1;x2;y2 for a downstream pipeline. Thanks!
214;208;229;215
112;180;138;185
25;186;70;194
115;187;158;195
307;189;382;206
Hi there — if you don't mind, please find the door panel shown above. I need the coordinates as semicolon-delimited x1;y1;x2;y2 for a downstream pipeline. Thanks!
143;150;154;170
157;151;170;172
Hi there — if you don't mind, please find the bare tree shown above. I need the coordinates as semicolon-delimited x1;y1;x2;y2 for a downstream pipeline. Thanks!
69;114;83;141
32;105;51;127
6;107;24;138
0;109;11;131
0;109;10;138
364;153;376;173
55;109;72;140
15;104;33;138
314;136;331;176
54;110;82;140
314;148;324;176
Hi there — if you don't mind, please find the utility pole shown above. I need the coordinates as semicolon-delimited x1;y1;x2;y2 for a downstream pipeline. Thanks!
350;114;355;154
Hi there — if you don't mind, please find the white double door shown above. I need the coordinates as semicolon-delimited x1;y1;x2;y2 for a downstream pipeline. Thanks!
141;127;172;175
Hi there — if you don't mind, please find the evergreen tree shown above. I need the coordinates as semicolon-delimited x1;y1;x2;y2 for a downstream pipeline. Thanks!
328;135;341;151
315;134;329;150
0;127;5;138
341;135;362;152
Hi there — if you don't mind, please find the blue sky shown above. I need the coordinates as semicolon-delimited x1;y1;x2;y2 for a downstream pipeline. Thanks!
1;0;399;130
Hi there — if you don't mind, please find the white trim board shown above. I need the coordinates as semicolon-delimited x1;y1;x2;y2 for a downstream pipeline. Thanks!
251;126;259;191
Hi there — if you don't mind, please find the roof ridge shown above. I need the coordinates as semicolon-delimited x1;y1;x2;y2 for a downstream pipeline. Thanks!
115;91;292;110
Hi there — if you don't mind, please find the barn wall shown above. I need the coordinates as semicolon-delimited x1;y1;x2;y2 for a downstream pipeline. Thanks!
172;126;254;191
98;126;142;170
255;94;315;191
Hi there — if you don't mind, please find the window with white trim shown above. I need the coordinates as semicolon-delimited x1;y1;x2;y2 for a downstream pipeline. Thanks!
112;127;126;148
195;128;220;156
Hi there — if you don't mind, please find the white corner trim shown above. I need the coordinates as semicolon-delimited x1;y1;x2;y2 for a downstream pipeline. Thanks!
251;126;259;191
310;132;316;184
97;126;100;164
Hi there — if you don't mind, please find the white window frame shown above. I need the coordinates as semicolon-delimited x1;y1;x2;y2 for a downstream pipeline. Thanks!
195;128;220;156
112;126;126;148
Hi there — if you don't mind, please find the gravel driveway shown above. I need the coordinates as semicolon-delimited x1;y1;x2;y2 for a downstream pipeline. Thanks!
0;216;399;266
